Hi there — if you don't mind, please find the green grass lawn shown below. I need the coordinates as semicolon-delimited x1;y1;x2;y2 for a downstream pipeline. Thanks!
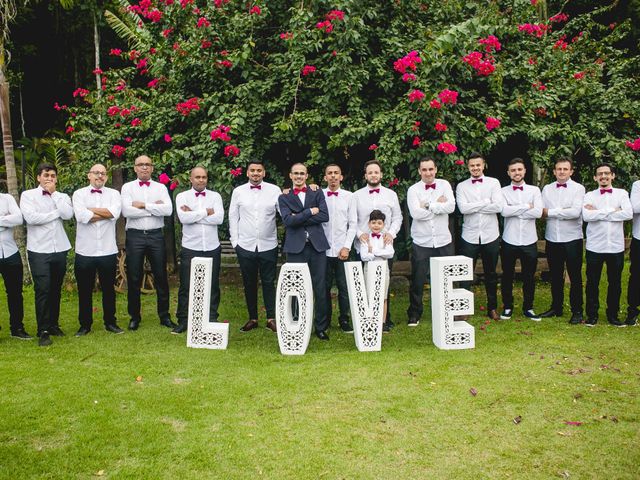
0;273;639;479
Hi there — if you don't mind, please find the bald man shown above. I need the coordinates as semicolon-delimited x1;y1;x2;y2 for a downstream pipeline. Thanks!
172;167;224;334
121;155;176;331
72;164;123;336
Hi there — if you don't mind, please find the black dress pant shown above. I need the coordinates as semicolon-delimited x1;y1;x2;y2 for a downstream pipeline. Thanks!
628;238;640;317
287;244;328;333
458;237;500;310
407;242;454;321
325;256;350;326
125;229;170;323
500;241;538;312
545;239;583;314
0;251;25;333
176;246;221;325
236;246;277;319
585;249;624;321
75;253;117;329
28;250;67;335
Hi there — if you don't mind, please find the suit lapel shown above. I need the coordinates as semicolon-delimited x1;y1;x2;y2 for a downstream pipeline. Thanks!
290;191;304;210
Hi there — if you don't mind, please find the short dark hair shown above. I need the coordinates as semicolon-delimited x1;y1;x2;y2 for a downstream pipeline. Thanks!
594;162;615;174
246;159;265;170
419;157;437;168
37;163;57;176
324;163;342;173
508;157;526;167
369;209;386;222
290;162;306;172
364;160;382;173
555;157;573;168
467;152;484;162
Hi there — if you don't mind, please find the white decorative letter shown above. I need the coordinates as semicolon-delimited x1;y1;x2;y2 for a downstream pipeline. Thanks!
430;255;475;350
187;257;229;350
344;260;387;352
276;263;314;355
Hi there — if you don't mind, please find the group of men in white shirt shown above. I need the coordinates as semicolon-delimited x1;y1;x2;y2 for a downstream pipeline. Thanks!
1;154;639;347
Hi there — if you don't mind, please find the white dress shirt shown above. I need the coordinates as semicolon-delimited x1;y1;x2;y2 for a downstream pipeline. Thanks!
631;180;640;241
121;179;172;230
359;232;395;261
501;183;543;246
456;176;504;244
20;186;73;253
583;187;633;253
176;188;224;251
352;185;402;252
322;188;357;257
228;181;281;251
542;179;585;242
407;179;455;248
0;193;23;258
73;185;121;256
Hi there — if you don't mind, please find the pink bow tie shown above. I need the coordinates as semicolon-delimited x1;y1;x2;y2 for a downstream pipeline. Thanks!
195;191;205;197
250;184;261;190
369;188;380;194
512;185;523;191
293;187;307;195
600;188;613;194
371;233;381;238
471;178;483;184
91;189;102;194
139;181;150;187
556;183;567;188
327;191;339;197
424;183;436;190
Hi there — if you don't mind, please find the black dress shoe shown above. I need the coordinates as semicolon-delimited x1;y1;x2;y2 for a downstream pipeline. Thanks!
105;324;125;334
49;326;65;336
128;319;140;331
39;332;52;347
625;312;639;326
608;318;626;327
240;319;259;332
569;313;583;325
540;308;562;318
75;327;91;337
315;330;329;341
11;329;33;340
160;318;178;329
171;323;188;334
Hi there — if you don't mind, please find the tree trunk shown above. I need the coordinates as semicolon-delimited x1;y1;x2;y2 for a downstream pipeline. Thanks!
93;9;101;96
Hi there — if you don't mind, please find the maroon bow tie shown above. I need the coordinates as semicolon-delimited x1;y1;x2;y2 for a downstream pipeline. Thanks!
195;191;206;197
556;183;567;188
600;188;613;194
293;187;307;195
371;233;381;238
42;190;52;196
369;188;380;194
250;184;261;190
512;185;523;191
139;181;150;187
471;178;483;184
327;191;339;197
424;183;436;190
91;189;102;194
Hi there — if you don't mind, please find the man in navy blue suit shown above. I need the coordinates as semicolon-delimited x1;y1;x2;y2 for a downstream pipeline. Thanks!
278;163;331;340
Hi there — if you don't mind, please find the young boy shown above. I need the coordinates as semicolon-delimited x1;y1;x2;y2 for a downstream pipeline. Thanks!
359;209;394;331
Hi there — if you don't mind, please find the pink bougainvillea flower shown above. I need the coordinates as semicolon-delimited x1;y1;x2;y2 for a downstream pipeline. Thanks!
549;13;569;23
158;173;171;184
316;20;333;33
201;40;212;49
111;145;126;157
518;22;550;38
528;57;537;65
249;5;261;15
573;71;585;80
125;137;132;143
369;144;378;150
402;73;416;82
412;136;421;147
109;48;122;56
532;81;547;91
224;145;240;157
325;10;345;21
302;65;316;76
434;122;448;132
73;88;89;98
213;0;228;7
210;125;232;142
394;50;422;74
92;68;103;75
430;99;442;109
128;50;140;60
553;38;568;50
107;106;120;116
131;118;142;127
280;32;293;40
218;59;233;68
164;134;172;143
625;138;640;151
438;89;458;105
230;167;243;177
478;34;501;53
196;17;210;28
388;178;399;188
65;126;74;134
408;89;425;102
169;181;179;191
437;142;458;154
455;159;465;165
147;78;160;88
162;28;173;38
176;97;200;116
412;121;421;131
485;117;501;131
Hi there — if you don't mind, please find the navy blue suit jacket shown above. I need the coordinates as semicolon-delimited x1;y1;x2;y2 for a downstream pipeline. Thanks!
279;188;330;254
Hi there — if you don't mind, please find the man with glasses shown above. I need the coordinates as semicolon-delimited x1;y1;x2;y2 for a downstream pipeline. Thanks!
582;163;633;327
72;164;124;336
121;155;176;331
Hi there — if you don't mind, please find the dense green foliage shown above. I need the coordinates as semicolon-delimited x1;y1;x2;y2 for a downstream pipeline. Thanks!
62;0;640;197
